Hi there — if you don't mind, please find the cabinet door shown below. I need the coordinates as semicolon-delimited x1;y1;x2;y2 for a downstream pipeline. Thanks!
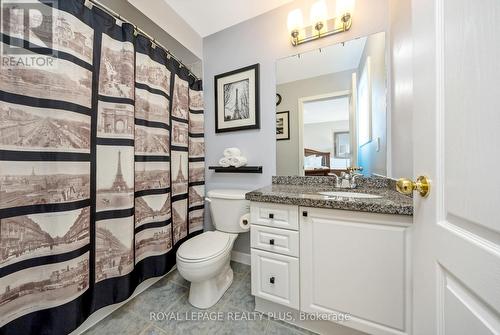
251;249;299;309
300;207;411;335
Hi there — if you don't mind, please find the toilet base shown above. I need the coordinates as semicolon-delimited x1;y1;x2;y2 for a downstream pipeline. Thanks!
188;263;234;309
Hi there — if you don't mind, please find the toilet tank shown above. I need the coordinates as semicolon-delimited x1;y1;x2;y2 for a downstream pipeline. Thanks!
206;189;250;233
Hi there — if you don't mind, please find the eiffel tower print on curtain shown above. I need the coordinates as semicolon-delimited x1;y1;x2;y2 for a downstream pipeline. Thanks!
111;151;128;191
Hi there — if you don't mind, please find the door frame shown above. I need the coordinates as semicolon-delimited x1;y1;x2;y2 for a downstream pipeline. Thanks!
297;90;353;176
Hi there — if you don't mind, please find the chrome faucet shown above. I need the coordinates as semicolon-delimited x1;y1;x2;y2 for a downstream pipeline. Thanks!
328;173;342;188
346;172;364;189
331;167;363;189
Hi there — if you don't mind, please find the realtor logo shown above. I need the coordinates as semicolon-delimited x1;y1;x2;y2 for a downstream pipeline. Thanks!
1;0;58;67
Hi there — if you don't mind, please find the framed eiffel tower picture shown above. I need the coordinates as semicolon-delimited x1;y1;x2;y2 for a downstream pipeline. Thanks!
214;63;260;133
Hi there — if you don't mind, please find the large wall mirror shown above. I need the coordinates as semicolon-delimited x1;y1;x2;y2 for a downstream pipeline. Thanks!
276;31;391;177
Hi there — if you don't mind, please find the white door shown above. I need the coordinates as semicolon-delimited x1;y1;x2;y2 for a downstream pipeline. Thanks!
411;1;500;334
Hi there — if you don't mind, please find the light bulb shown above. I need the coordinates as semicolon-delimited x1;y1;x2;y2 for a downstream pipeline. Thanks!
287;9;304;35
336;0;355;18
310;0;328;34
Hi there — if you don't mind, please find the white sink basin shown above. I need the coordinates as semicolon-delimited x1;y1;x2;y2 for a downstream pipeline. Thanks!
318;191;382;199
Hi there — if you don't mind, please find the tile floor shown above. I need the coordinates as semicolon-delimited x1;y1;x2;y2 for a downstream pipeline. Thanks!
83;262;316;335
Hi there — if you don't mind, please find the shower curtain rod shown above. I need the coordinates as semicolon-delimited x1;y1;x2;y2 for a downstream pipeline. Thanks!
86;0;201;81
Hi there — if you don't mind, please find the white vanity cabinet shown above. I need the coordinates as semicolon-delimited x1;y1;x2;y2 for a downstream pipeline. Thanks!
250;202;413;335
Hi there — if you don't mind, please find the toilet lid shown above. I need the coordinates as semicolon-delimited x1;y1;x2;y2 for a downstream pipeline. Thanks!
207;189;249;200
177;231;231;261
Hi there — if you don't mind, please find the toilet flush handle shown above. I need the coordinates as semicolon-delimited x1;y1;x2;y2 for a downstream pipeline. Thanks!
205;197;212;203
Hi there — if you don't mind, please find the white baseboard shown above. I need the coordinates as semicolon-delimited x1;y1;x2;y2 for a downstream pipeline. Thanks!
231;250;251;265
71;266;176;335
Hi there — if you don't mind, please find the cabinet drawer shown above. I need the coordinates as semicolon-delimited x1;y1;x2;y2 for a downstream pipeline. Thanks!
251;225;299;257
250;202;298;230
251;249;299;309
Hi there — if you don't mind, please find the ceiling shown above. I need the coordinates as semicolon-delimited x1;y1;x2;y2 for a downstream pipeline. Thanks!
277;36;367;85
303;96;350;124
163;0;294;37
127;0;204;59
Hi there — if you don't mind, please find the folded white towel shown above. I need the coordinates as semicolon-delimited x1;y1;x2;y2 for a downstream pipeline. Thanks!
219;157;231;167
229;156;248;168
223;147;241;158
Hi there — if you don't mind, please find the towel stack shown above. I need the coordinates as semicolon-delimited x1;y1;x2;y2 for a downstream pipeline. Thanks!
219;148;248;168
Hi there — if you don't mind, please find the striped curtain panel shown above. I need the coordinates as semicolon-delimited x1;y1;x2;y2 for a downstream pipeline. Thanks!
0;1;204;334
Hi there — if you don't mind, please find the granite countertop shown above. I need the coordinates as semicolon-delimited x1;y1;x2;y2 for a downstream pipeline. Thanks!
245;176;413;216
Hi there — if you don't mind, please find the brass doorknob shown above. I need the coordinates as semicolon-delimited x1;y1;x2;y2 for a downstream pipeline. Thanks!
396;176;430;197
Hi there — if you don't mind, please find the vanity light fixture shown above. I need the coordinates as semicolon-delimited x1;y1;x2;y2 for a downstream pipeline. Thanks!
287;0;354;46
287;8;304;45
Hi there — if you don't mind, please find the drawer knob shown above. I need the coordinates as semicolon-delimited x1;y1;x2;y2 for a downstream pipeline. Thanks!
268;213;274;219
302;211;308;217
269;276;275;284
269;239;275;245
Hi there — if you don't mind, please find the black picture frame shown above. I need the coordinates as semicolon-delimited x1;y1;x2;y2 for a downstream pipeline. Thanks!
334;131;351;158
214;63;260;133
276;111;290;141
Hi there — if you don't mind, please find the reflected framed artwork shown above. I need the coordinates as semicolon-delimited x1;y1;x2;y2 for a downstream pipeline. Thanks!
276;111;290;141
334;131;350;158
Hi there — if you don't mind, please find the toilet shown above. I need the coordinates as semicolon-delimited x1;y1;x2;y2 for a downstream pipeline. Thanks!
176;189;250;309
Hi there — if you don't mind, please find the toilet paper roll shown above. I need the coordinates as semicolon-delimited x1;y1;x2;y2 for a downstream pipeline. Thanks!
239;213;251;231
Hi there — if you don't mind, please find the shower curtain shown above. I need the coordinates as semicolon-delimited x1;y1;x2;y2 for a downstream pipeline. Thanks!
0;1;204;334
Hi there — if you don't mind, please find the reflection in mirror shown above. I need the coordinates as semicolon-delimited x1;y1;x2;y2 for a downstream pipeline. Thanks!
276;31;387;177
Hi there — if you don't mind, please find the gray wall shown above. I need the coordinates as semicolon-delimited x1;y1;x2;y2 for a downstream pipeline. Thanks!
276;71;353;175
100;0;202;77
203;0;399;254
356;32;387;175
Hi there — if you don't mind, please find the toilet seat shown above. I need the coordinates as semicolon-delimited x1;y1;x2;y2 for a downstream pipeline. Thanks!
177;231;233;263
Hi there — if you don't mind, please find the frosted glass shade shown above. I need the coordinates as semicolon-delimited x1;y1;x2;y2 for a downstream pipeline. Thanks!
310;0;328;30
336;0;355;17
287;9;304;33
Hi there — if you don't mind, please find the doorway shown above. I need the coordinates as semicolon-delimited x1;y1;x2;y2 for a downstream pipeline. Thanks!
298;90;356;176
